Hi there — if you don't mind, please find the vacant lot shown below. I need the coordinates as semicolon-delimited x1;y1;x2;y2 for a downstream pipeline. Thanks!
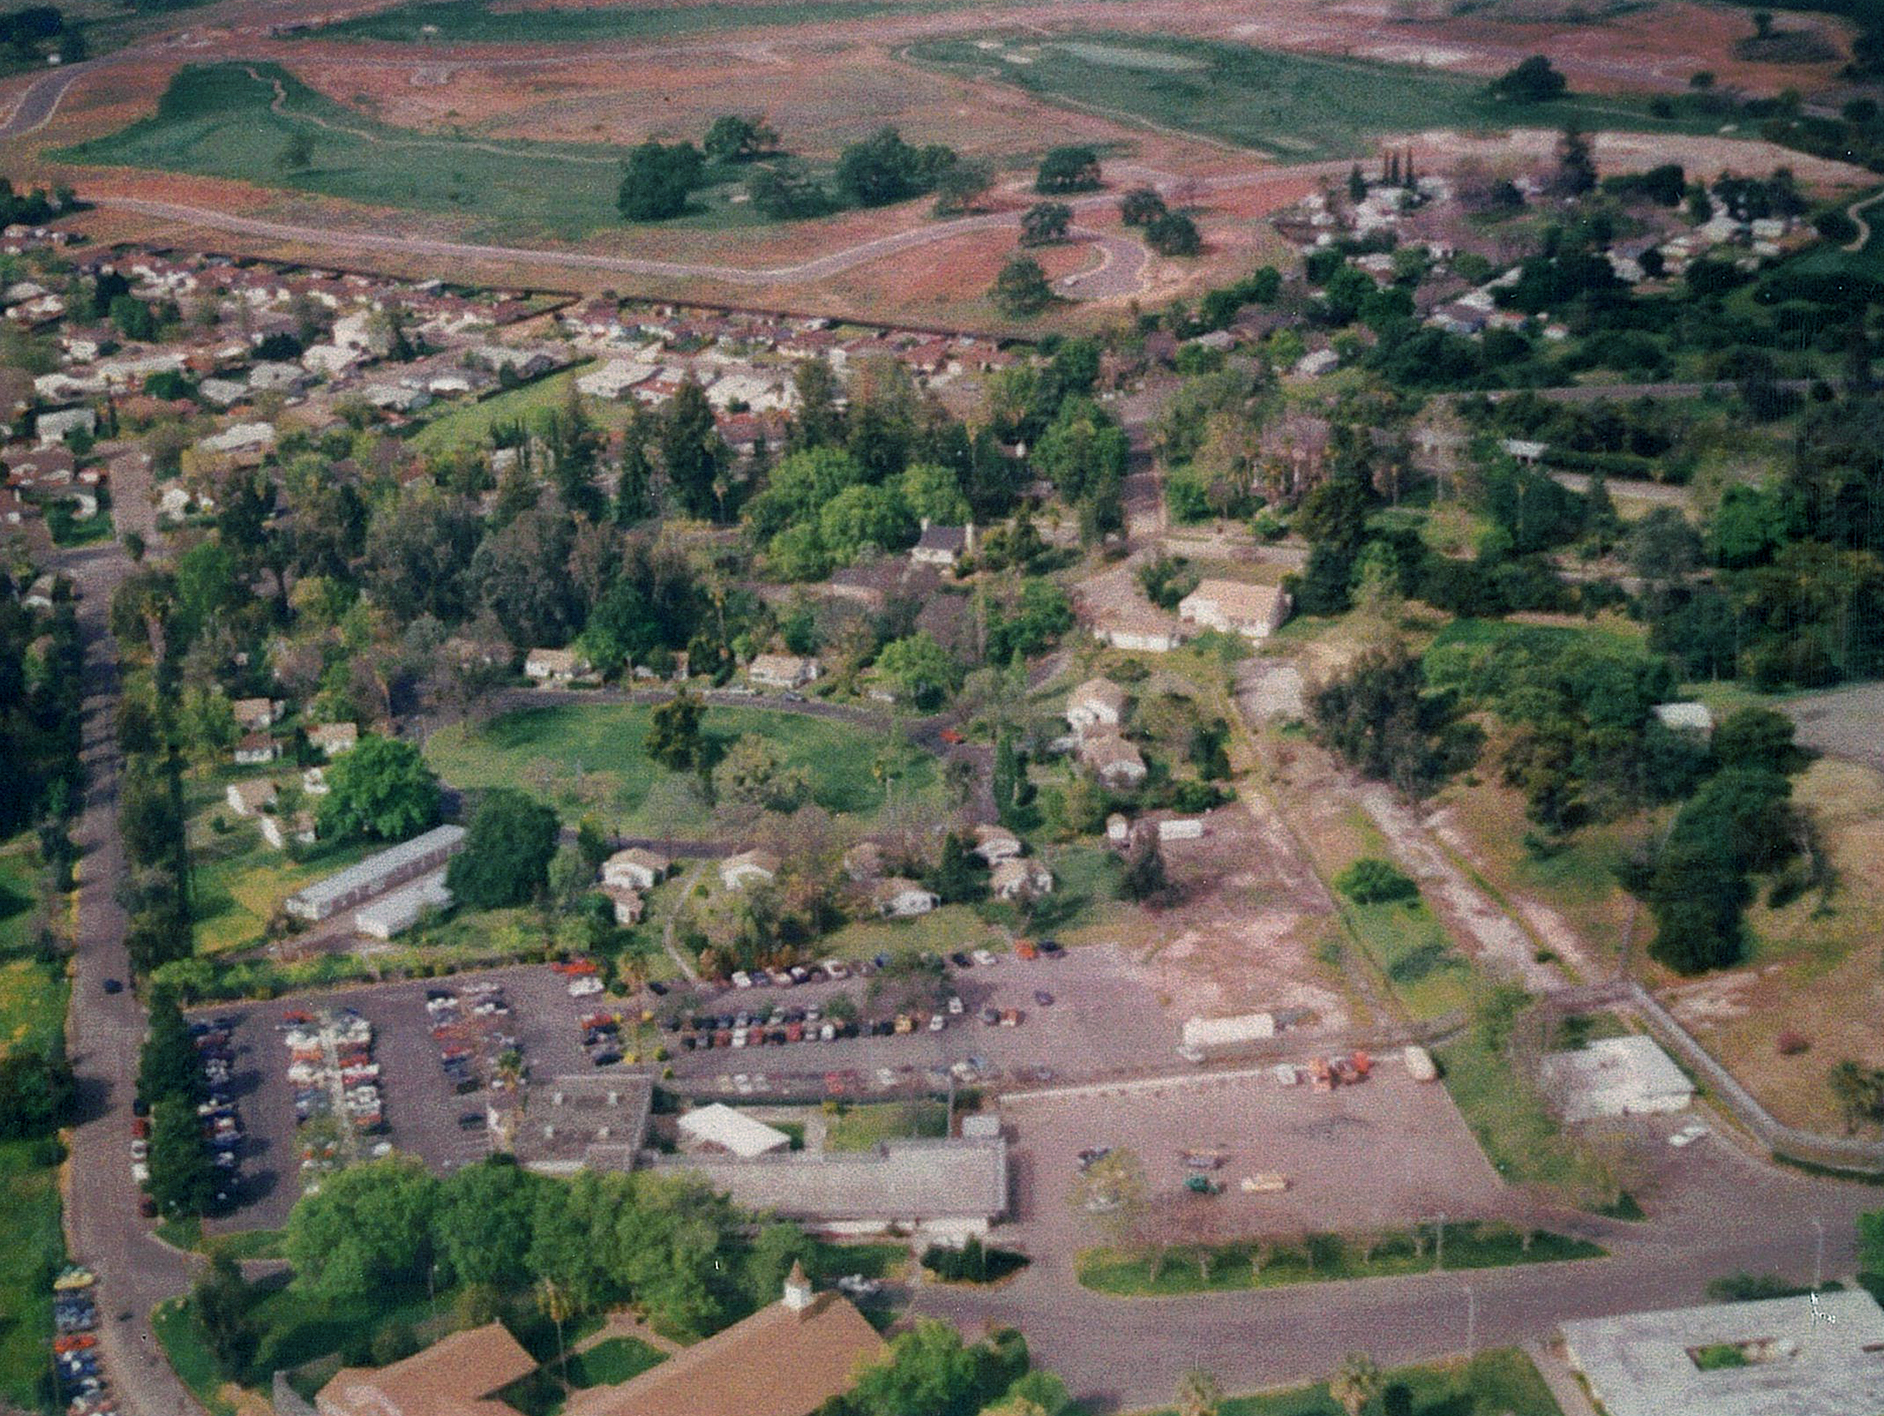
423;702;937;834
907;34;1712;160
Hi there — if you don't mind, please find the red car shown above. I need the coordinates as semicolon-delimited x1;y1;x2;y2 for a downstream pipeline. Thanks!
939;728;965;745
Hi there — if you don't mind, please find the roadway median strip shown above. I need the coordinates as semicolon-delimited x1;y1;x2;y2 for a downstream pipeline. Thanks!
1076;1220;1604;1297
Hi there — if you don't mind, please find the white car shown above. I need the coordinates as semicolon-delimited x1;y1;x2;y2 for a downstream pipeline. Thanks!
1668;1121;1710;1148
731;971;752;989
567;977;602;997
821;959;851;981
947;995;964;1014
731;1028;748;1049
972;949;998;967
131;1162;149;1185
929;1013;947;1032
130;1139;149;1161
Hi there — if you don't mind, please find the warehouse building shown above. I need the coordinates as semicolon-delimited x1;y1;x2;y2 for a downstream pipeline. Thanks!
354;871;452;941
1561;1290;1884;1416
284;825;466;923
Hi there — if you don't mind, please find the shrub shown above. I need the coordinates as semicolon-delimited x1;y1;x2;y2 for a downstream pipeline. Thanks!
1334;857;1419;905
1776;1030;1811;1056
920;1237;1031;1283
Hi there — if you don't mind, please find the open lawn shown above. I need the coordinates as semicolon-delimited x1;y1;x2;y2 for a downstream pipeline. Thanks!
824;1098;949;1151
1136;1348;1562;1416
0;841;37;958
411;365;596;456
190;810;379;957
59;63;772;241
908;34;1715;161
565;1335;665;1387
423;703;937;835
1340;897;1471;1021
317;0;953;45
1436;1029;1595;1197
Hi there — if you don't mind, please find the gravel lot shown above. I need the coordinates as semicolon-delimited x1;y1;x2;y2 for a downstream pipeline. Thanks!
995;1065;1508;1259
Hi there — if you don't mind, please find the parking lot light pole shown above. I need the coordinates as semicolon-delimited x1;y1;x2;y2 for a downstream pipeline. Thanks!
1434;1211;1446;1272
1465;1283;1476;1358
1811;1217;1825;1290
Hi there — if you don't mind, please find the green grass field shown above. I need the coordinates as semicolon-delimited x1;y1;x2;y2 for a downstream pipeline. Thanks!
316;0;951;44
564;1336;666;1388
1136;1348;1563;1416
60;61;875;239
824;1099;950;1152
1436;1030;1595;1195
61;63;697;240
189;805;379;957
1341;898;1472;1021
907;34;1714;161
423;703;936;835
1077;1221;1602;1297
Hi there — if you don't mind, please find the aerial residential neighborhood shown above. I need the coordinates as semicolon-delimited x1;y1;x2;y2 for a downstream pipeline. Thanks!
2;0;1884;1415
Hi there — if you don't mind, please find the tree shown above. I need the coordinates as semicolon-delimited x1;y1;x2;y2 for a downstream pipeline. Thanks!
898;462;971;526
138;987;202;1107
659;378;728;520
316;735;440;843
276;129;315;174
1334;857;1417;904
447;788;560;910
148;1094;216;1218
874;631;960;708
1490;54;1567;103
1308;644;1479;798
993;255;1053;317
819;483;916;563
435;1158;540;1288
703;114;778;163
1829;1061;1884;1134
1330;1352;1383;1416
618;140;705;221
1020;202;1072;247
193;1252;258;1382
711;734;811;814
284;1156;440;1301
647;689;705;773
1860;1208;1884;1273
1146;211;1201;257
1122;835;1169;903
1068;1148;1150;1252
1120;186;1167;226
1175;1368;1223;1416
931;157;995;215
745;157;831;220
834;126;956;207
1556;125;1596;196
1035;145;1102;194
848;1318;988;1416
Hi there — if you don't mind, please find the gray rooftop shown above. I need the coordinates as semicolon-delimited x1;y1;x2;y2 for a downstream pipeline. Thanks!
285;825;465;915
512;1072;656;1176
651;1138;1008;1223
1562;1290;1884;1416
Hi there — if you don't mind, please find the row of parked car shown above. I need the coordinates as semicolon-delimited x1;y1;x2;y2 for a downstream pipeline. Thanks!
51;1267;111;1415
131;1017;243;1216
426;983;521;1095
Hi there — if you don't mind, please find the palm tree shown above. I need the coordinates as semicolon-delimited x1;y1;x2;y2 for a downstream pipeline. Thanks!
536;1277;572;1386
1329;1351;1382;1416
1175;1368;1222;1416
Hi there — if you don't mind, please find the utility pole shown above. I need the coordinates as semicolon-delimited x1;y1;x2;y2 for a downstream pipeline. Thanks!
1434;1211;1446;1272
1811;1217;1825;1291
1466;1283;1476;1358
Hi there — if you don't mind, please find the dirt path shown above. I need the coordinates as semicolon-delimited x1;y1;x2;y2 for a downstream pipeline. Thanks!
1844;188;1884;253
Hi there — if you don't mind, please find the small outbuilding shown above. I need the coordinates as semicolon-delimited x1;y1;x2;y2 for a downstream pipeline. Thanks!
678;1103;793;1159
1542;1034;1694;1122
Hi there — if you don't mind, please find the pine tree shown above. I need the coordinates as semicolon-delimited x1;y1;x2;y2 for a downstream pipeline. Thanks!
138;987;201;1107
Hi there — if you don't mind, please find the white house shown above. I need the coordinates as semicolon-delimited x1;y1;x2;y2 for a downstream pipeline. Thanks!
524;648;590;684
233;733;283;766
306;722;359;757
990;857;1053;902
1077;732;1147;789
1177;579;1292;641
224;779;276;818
720;849;780;890
34;407;94;446
873;876;939;918
971;823;1023;865
602;847;669;892
1066;677;1128;735
602;884;644;926
231;697;282;732
1652;702;1713;735
747;653;821;690
911;523;972;569
1089;605;1184;653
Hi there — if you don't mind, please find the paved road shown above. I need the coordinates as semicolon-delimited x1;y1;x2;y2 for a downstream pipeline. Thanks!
56;537;207;1416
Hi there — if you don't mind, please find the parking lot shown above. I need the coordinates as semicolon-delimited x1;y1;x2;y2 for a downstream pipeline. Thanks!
995;1065;1509;1260
199;942;1337;1230
200;964;603;1228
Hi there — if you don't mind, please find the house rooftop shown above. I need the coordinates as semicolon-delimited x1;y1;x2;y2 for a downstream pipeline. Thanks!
317;1321;537;1416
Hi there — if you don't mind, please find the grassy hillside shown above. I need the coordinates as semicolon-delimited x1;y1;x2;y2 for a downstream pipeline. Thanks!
315;0;952;44
908;34;1719;160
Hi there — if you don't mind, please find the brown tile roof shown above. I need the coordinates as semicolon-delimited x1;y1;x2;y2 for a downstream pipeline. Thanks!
562;1292;885;1416
316;1322;537;1416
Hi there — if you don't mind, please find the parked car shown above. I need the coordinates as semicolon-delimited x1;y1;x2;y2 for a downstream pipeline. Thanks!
1034;990;1054;1007
102;978;123;995
949;951;972;969
973;948;998;967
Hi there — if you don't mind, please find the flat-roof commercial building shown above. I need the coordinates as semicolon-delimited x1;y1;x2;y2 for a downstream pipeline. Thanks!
1541;1034;1695;1122
652;1137;1009;1240
285;825;466;923
354;871;452;941
1561;1290;1884;1416
510;1073;656;1177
